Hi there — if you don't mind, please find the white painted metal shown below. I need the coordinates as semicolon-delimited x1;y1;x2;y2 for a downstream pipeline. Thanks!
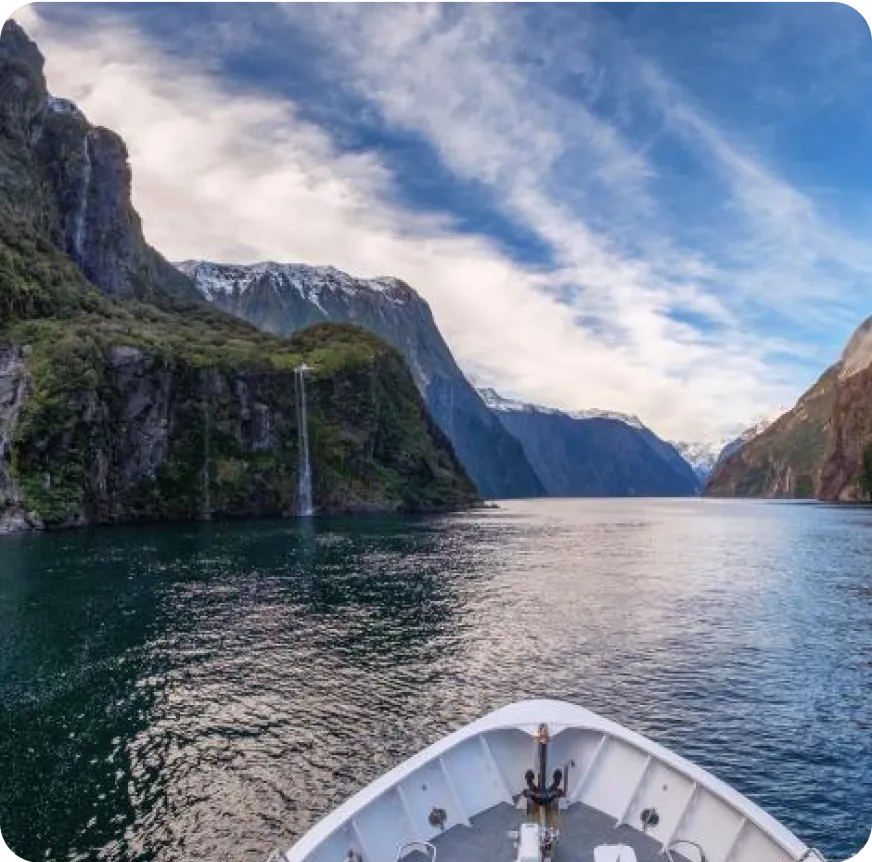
593;848;637;862
568;732;608;802
616;754;651;827
517;823;543;862
278;699;815;862
660;780;698;850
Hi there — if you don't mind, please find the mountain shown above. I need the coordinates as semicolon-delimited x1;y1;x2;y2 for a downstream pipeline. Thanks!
0;20;477;532
817;317;872;500
478;388;700;496
704;366;840;498
673;440;725;483
704;313;872;499
674;412;784;483
177;260;545;499
0;25;199;309
716;414;784;463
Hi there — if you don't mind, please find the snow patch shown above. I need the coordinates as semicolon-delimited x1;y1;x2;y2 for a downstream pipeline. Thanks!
568;407;645;429
478;387;645;429
47;96;85;119
674;408;787;479
176;261;418;308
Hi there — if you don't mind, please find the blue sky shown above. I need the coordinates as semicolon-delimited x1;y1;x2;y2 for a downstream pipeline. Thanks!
18;3;872;440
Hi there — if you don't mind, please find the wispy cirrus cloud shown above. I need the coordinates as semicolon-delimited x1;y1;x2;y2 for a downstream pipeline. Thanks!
16;3;872;441
294;4;871;397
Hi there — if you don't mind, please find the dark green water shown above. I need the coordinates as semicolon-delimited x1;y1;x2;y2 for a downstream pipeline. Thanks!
0;499;869;862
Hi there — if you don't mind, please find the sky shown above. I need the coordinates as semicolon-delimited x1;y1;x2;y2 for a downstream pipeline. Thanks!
14;2;872;442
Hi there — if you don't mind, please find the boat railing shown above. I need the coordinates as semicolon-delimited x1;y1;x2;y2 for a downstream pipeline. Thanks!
395;840;436;862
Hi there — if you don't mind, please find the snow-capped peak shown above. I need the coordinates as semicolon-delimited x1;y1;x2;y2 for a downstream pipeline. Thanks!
672;440;727;479
674;407;787;480
567;407;645;429
478;388;645;429
175;260;416;306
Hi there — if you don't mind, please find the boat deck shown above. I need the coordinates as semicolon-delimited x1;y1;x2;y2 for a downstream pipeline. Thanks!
407;802;690;862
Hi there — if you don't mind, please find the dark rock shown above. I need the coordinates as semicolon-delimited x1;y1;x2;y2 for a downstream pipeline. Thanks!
0;18;201;306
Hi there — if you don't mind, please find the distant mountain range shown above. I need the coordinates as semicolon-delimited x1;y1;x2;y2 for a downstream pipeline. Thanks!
478;389;700;496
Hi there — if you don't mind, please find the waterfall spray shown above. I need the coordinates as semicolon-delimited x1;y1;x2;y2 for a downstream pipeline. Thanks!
201;378;213;521
73;133;92;266
295;364;313;517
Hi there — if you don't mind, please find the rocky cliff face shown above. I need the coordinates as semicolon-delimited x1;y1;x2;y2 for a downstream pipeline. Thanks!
817;318;872;501
705;363;841;499
178;261;545;499
705;309;872;501
0;20;477;530
675;414;784;484
478;388;700;497
0;19;199;307
0;323;477;529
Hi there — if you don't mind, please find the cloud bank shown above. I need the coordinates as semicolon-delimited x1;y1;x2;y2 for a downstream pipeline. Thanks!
16;4;872;441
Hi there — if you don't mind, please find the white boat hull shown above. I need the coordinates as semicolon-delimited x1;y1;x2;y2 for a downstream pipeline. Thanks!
277;699;822;862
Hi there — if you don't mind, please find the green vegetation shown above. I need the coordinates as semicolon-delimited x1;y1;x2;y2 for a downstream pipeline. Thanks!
0;18;476;528
859;442;872;501
706;366;838;499
4;300;476;524
0;210;104;325
0;219;476;525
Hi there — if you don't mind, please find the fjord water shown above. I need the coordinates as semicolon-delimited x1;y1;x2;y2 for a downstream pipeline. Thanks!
0;500;869;862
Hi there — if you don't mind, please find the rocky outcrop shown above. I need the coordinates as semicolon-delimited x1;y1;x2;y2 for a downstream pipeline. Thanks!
178;261;545;499
705;364;841;499
3;323;477;529
818;362;872;501
478;388;700;497
0;342;36;532
705;306;872;501
0;343;28;501
0;19;200;307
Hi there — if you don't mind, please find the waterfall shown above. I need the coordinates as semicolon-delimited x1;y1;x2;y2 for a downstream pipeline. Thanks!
73;133;92;266
294;365;313;517
201;381;212;521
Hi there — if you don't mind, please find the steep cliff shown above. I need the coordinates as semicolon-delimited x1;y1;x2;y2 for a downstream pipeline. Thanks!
178;261;545;499
0;317;477;530
0;20;477;530
0;21;199;308
705;306;872;501
478;389;700;497
818;317;872;501
675;413;784;484
705;363;841;499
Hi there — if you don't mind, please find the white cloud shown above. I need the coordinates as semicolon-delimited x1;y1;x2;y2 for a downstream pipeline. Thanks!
15;4;839;441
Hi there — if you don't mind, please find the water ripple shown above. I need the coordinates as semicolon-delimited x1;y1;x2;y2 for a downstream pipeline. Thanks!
0;500;869;861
